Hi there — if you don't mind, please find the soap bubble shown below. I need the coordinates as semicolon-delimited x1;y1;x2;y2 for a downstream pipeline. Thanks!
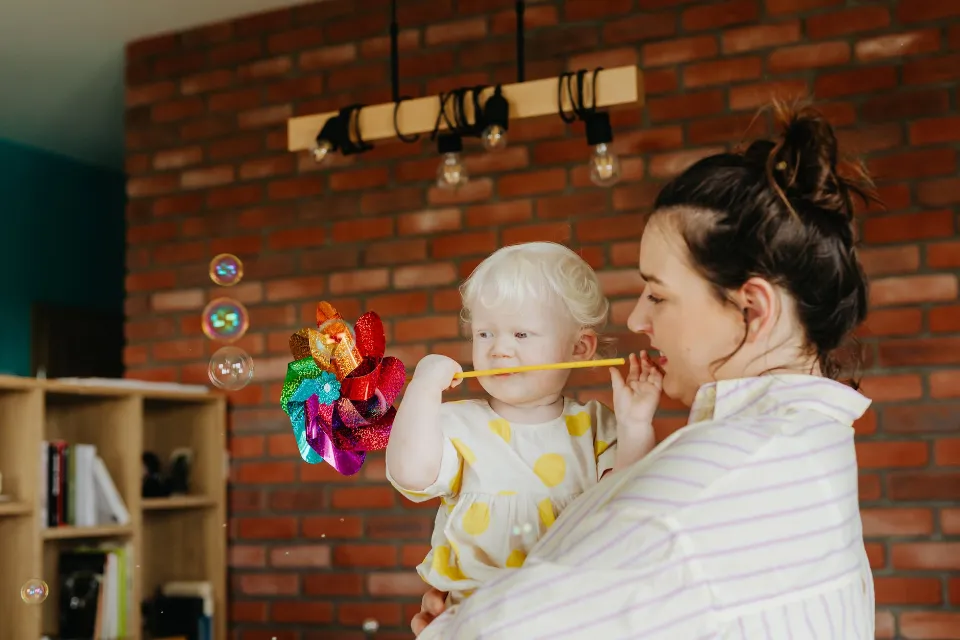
20;579;48;604
362;618;380;633
209;253;243;286
202;298;249;343
208;346;255;391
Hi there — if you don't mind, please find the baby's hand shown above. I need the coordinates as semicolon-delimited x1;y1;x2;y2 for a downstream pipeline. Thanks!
412;354;464;392
610;352;663;431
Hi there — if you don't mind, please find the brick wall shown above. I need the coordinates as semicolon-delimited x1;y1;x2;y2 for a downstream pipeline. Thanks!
124;0;960;637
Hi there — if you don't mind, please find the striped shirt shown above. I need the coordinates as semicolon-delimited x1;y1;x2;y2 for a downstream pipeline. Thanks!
418;374;874;639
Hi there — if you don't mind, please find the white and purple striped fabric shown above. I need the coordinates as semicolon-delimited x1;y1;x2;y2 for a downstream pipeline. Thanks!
418;374;875;639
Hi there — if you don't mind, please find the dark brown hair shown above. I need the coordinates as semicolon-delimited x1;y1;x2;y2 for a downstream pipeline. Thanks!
652;99;878;385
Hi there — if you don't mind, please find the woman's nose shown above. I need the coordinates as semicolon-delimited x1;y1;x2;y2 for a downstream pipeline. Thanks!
627;297;651;335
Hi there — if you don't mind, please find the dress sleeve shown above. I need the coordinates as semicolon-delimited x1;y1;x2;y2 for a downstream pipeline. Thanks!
416;505;712;640
593;402;618;480
385;405;465;502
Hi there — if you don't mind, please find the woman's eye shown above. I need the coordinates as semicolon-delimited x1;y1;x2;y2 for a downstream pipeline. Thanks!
646;294;664;304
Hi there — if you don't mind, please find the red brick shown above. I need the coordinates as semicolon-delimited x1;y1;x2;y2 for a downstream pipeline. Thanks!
869;274;959;307
815;65;898;98
910;115;960;145
879;337;960;367
181;165;234;189
722;21;800;53
861;508;934;537
874;577;943;606
393;264;458;289
862;88;953;123
765;0;841;14
465;200;533;227
682;0;759;31
900;612;960;639
650;147;725;179
602;12;677;45
860;308;923;337
428;178;494;205
328;269;390;295
897;0;960;23
869;149;958;181
502;222;572;246
904;53;960;85
271;600;333;623
431;231;498;259
395;316;461;342
918;179;960;208
931;371;960;399
892;543;960;570
859;375;924;403
768;41;849;73
935;438;960;465
729;79;809;111
398;209;462;236
498;169;567;198
151;98;204;123
237;104;291;129
805;6;890;39
364;239;428;266
857;29;942;62
642;36;718;67
648;90;726;122
930;305;960;334
683;57;762;88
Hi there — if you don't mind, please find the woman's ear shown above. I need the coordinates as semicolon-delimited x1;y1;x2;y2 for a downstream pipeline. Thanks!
736;277;780;341
572;330;599;361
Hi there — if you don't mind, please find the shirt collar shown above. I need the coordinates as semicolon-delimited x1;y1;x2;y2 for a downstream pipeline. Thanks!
687;374;871;426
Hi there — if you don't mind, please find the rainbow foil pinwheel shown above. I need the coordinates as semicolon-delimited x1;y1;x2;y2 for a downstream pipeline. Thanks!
281;301;406;475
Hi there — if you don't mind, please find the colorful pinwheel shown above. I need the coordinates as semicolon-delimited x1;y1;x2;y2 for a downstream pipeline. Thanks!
280;302;406;475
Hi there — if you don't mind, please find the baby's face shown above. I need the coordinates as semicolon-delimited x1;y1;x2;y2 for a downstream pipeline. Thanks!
469;296;580;408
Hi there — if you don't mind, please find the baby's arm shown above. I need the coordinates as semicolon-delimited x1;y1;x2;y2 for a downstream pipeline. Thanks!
385;354;463;492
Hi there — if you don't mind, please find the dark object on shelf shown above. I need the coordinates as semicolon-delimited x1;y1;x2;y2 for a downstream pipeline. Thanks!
142;452;168;497
59;549;107;639
142;449;193;497
142;589;206;640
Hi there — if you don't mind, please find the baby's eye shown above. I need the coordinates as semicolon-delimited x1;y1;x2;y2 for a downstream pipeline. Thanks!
476;331;491;339
515;332;528;339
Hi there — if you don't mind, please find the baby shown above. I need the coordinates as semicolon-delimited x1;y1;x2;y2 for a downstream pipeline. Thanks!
385;241;660;606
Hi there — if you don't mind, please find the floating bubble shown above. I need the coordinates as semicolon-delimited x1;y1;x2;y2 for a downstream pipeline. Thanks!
20;579;48;604
202;298;249;343
208;346;255;391
209;253;243;287
362;618;380;633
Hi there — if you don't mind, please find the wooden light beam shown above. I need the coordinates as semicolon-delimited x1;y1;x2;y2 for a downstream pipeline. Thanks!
286;65;645;153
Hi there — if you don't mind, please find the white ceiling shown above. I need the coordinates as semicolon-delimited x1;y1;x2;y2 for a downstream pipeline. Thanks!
0;0;317;170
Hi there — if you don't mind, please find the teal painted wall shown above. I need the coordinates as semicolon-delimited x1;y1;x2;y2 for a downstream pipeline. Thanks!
0;139;125;375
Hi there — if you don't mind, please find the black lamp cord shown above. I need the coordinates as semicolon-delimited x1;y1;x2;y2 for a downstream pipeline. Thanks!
558;67;603;124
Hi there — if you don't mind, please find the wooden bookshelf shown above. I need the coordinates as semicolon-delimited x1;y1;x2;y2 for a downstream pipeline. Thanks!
0;375;227;640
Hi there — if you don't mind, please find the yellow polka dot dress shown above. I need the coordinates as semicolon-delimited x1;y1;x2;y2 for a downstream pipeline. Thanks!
386;398;618;604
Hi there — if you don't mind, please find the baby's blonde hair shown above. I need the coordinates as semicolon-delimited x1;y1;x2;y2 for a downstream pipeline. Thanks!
459;242;615;358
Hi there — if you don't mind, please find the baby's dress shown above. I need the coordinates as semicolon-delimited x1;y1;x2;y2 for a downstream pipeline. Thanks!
386;397;617;604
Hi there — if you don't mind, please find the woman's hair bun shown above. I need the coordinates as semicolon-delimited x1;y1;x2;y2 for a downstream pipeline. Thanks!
746;99;877;222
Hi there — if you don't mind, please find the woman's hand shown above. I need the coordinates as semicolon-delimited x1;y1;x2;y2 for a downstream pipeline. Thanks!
411;588;448;636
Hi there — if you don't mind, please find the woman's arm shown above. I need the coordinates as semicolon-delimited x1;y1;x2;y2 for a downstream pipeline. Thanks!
415;507;712;639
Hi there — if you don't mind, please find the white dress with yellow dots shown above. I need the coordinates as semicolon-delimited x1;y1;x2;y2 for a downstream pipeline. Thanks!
386;397;617;604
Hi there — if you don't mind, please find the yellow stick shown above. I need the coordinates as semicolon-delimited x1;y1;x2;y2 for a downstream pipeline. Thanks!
453;358;626;379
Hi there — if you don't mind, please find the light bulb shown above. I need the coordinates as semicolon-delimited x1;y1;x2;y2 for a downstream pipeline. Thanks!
589;143;621;187
481;124;508;151
311;139;333;163
436;153;468;189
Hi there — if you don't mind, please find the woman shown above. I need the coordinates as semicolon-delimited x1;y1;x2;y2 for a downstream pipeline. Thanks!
411;101;876;639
